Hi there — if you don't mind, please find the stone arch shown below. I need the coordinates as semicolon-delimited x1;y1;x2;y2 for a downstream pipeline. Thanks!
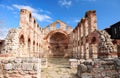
28;38;31;53
56;23;60;29
29;13;32;22
91;37;97;44
19;35;24;44
33;41;35;52
46;30;69;57
44;30;69;40
19;35;25;56
34;19;36;27
37;43;38;52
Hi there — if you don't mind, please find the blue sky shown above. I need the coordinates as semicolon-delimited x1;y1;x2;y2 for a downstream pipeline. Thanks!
0;0;120;39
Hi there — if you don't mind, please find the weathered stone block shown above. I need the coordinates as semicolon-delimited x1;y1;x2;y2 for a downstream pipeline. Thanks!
33;64;40;71
81;73;92;78
22;63;34;71
4;63;13;70
14;58;22;63
69;59;78;68
13;63;21;70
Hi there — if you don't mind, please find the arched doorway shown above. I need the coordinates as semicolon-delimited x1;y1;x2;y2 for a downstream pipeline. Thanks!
48;32;69;57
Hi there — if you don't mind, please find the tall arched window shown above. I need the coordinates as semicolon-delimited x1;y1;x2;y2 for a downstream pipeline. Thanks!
19;35;24;45
56;23;60;29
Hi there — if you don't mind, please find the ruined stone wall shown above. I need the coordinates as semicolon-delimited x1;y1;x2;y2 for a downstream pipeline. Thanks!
0;57;41;78
77;58;120;78
0;29;20;57
0;9;43;57
70;10;118;59
98;30;118;58
71;10;97;59
19;9;42;57
0;9;73;58
42;20;73;57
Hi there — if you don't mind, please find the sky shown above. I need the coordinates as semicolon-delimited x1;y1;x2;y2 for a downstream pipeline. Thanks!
0;0;120;39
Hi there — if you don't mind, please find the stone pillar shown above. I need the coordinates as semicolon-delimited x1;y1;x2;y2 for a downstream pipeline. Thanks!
79;23;82;59
92;44;98;59
24;35;28;57
85;19;89;59
81;45;84;59
85;43;89;59
34;23;37;53
80;22;84;59
77;26;80;59
86;10;97;33
76;27;78;58
19;9;31;28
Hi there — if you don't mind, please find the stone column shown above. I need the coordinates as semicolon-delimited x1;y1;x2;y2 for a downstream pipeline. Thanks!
86;10;97;33
34;23;37;53
92;44;98;59
80;21;84;59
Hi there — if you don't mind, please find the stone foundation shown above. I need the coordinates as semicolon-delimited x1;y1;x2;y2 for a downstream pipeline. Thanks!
0;57;41;78
77;58;120;78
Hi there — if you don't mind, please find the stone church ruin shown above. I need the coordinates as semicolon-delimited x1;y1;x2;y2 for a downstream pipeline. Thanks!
0;9;120;78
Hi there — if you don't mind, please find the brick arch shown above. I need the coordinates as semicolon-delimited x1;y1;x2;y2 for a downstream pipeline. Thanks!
19;34;24;44
28;38;31;46
44;29;69;40
45;30;69;57
89;31;99;44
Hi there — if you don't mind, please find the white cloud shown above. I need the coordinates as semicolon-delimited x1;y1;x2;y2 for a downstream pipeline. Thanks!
12;4;52;22
32;13;52;22
74;19;80;23
0;27;9;39
6;6;14;10
58;0;72;8
38;8;51;14
13;4;38;13
0;20;9;39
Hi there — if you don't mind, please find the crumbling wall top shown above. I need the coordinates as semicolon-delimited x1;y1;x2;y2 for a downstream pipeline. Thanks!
85;10;96;18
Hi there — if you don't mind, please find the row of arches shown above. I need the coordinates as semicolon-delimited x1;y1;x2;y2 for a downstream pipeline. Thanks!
19;34;41;57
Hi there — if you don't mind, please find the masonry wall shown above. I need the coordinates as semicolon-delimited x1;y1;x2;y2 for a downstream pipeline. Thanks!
71;10;98;59
70;10;118;59
0;57;41;78
77;58;120;78
0;9;43;57
19;9;42;57
42;20;73;57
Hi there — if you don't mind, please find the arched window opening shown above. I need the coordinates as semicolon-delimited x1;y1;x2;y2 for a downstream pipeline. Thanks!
28;38;31;56
28;38;31;47
34;20;36;27
56;23;60;29
29;13;32;22
33;41;35;52
91;37;96;44
19;35;24;44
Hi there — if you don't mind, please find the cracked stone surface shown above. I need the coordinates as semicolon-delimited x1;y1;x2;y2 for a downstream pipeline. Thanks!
41;58;79;78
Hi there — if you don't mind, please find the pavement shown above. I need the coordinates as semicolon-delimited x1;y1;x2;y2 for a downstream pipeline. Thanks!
41;58;79;78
